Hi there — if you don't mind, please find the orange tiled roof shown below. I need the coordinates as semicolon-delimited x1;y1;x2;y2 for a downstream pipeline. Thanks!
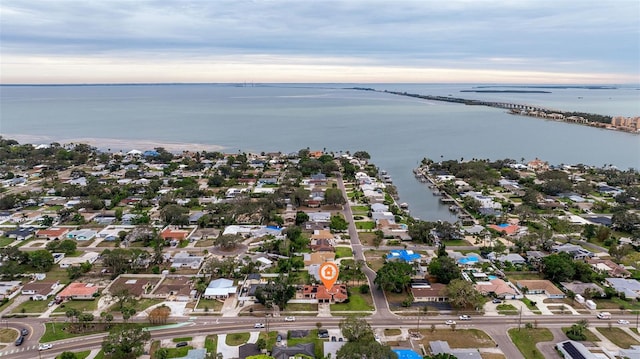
57;282;99;297
36;227;69;237
160;227;189;240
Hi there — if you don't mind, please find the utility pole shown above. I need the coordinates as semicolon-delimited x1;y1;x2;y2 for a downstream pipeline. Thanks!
518;306;523;331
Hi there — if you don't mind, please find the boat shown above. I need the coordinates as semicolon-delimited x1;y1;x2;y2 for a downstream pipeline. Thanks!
400;203;409;209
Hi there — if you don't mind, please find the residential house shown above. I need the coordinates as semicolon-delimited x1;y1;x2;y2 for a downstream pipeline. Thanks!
411;283;448;302
493;253;526;265
153;276;195;301
430;341;482;359
310;238;334;252
272;343;315;359
556;341;598;359
605;278;640;299
108;276;161;298
516;280;566;298
174;349;206;359
386;250;421;263
56;282;100;300
170;252;204;270
475;279;518;299
203;278;237;299
0;281;21;299
161;227;190;241
302;284;348;303
5;227;35;240
36;227;69;240
303;252;336;267
553;243;594;260
370;203;389;212
21;281;58;300
586;258;631;278
59;252;100;268
66;229;97;241
560;282;605;297
307;212;331;223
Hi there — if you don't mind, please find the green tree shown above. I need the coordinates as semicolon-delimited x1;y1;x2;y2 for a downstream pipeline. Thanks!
295;211;309;225
445;279;484;309
337;317;396;359
57;239;78;254
28;250;54;271
330;214;348;232
59;352;78;359
541;253;575;282
374;261;413;293
408;221;435;244
325;187;346;206
214;234;243;250
428;256;461;284
102;326;151;359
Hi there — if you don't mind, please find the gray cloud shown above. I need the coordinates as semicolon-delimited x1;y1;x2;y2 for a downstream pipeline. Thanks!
1;0;638;81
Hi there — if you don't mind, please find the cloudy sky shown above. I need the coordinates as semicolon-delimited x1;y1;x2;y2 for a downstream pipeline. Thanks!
1;0;638;84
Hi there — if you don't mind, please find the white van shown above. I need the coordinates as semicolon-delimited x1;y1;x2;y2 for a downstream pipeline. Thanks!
597;312;611;319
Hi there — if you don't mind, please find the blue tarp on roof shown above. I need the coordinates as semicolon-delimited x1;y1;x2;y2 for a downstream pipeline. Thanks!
387;249;421;262
392;349;422;359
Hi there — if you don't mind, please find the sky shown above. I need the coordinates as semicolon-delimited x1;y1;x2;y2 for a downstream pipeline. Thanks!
1;0;639;84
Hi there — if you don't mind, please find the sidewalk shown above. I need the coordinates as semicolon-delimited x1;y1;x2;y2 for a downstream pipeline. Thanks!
587;327;621;351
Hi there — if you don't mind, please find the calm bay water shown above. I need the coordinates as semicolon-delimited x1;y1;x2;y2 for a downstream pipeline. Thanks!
1;83;638;221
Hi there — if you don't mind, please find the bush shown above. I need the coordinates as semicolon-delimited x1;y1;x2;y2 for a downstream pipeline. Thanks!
359;284;370;294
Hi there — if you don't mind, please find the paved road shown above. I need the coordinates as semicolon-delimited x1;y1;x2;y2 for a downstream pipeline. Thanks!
337;176;394;320
5;314;636;359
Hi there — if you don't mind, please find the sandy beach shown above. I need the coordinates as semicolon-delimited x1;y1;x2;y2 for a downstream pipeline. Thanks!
3;133;226;153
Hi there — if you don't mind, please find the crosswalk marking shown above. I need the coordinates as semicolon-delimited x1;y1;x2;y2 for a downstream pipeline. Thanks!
0;345;38;356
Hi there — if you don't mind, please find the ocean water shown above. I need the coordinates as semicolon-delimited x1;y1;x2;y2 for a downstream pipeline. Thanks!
1;83;638;221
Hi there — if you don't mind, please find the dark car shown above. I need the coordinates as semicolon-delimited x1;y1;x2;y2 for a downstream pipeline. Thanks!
176;342;188;348
15;336;24;346
21;328;29;336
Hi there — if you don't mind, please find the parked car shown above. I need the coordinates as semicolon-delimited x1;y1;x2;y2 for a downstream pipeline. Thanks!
276;335;282;342
21;328;29;336
445;320;456;325
254;323;265;328
48;300;55;307
175;342;188;348
39;343;53;351
492;299;502;304
318;329;329;338
459;315;471;320
284;316;296;322
618;319;630;325
15;336;24;346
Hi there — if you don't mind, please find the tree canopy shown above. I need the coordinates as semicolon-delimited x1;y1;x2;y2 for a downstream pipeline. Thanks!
428;256;461;284
102;326;150;359
374;261;414;293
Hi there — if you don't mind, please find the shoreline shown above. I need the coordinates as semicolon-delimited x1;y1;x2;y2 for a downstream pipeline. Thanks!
1;133;227;153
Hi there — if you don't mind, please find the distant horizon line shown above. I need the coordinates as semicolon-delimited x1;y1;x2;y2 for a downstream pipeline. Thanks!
1;82;639;87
